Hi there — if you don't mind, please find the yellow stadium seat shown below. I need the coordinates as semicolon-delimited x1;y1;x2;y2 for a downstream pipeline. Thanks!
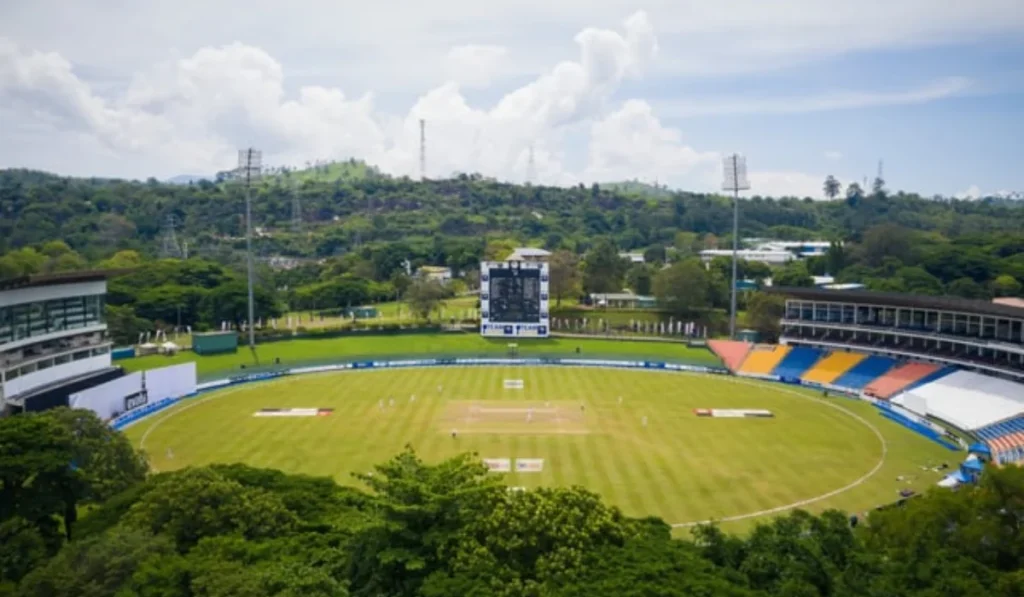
738;345;791;375
801;351;867;385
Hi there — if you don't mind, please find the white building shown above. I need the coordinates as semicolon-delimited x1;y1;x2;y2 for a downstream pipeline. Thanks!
619;252;645;264
507;247;551;263
416;266;453;284
1;272;118;412
699;249;796;265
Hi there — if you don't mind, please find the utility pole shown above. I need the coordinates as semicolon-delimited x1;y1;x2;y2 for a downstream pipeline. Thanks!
237;148;262;356
722;154;750;340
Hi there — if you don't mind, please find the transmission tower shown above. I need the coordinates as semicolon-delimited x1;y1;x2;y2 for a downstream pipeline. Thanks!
160;215;183;259
290;177;302;234
419;118;426;181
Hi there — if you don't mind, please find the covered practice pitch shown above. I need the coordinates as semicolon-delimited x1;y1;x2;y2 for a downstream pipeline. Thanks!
126;366;953;531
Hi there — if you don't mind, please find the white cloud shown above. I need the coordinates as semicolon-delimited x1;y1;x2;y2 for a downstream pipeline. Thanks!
955;184;982;200
444;45;509;88
824;150;843;160
657;77;972;118
0;13;661;186
0;4;1003;198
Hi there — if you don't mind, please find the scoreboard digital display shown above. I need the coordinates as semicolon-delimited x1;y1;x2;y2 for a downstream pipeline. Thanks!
480;261;549;338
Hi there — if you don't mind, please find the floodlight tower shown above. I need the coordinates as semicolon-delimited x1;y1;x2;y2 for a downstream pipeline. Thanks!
237;148;262;354
722;154;750;340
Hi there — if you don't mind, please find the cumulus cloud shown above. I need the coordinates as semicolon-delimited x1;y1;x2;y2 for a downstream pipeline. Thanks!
444;45;509;87
0;9;966;197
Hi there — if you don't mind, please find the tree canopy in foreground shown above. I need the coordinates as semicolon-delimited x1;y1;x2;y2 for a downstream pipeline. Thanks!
1;409;1023;596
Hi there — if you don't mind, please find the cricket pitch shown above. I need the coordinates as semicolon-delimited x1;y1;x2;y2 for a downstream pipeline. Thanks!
440;400;591;435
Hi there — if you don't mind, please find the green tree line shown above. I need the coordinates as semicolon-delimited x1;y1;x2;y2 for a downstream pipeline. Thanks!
1;408;1022;596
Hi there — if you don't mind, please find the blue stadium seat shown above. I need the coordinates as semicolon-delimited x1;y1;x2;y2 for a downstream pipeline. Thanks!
832;355;898;390
771;347;824;379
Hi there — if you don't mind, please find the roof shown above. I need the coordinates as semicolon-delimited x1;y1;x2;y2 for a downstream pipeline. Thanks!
590;293;655;301
0;270;122;293
768;286;1024;320
507;247;551;260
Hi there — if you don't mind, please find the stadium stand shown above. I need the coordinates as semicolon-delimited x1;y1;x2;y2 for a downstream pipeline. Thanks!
975;416;1024;463
892;371;1024;431
707;340;752;372
863;362;943;399
801;351;867;385
832;355;898;390
737;345;791;376
771;346;824;380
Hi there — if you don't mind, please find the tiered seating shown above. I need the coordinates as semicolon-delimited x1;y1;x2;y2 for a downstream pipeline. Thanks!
707;340;752;372
801;351;867;385
863;362;942;399
771;347;824;379
893;371;1024;430
737;345;791;376
976;416;1024;464
832;356;898;390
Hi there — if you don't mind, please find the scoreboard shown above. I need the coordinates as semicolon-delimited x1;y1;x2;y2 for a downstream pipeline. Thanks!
480;261;549;338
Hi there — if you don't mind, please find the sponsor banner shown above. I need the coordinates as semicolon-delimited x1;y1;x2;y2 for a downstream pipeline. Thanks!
124;392;149;412
290;364;349;375
694;409;774;418
352;361;375;369
504;379;525;389
515;458;544;472
253;408;334;417
229;371;287;384
483;458;512;472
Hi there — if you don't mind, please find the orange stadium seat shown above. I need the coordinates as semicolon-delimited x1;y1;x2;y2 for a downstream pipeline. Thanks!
864;362;941;399
707;340;752;372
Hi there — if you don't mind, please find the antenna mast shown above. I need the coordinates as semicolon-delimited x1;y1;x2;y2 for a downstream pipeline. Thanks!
160;215;183;259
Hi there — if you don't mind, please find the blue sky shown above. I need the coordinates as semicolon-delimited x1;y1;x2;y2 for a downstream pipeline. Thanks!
1;0;1022;198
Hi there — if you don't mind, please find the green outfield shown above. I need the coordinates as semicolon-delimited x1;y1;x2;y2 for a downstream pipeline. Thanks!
122;333;721;379
124;366;954;534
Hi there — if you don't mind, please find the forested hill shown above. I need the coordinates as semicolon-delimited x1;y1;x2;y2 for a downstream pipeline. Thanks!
1;166;1021;261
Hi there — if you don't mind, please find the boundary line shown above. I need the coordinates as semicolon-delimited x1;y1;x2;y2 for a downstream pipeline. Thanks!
134;364;888;523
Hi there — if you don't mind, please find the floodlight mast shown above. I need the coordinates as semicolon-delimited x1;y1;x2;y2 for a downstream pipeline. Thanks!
722;154;750;340
238;148;262;355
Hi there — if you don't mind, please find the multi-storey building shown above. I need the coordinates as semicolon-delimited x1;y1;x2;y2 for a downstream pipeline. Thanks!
0;271;122;412
771;287;1024;380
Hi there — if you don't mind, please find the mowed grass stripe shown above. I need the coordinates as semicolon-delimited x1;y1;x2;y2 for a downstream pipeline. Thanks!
128;366;951;527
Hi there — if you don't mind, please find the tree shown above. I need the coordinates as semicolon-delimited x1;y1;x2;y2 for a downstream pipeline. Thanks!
824;241;847;275
859;224;915;267
548;250;581;306
582;239;628;294
991;274;1022;298
98;250;144;270
845;182;864;207
653;259;710;316
625;263;655;296
773;261;814;287
200;280;282;328
947;277;990;300
405;279;448;321
122;467;297;550
347;447;505;597
642;245;666;264
744;292;786;341
0;414;75;549
823;176;841;200
45;408;148;540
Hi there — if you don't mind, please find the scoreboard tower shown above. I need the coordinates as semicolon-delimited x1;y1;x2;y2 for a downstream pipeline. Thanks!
479;261;549;338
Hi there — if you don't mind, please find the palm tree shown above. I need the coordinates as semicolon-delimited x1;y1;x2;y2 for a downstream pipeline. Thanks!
823;175;841;200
